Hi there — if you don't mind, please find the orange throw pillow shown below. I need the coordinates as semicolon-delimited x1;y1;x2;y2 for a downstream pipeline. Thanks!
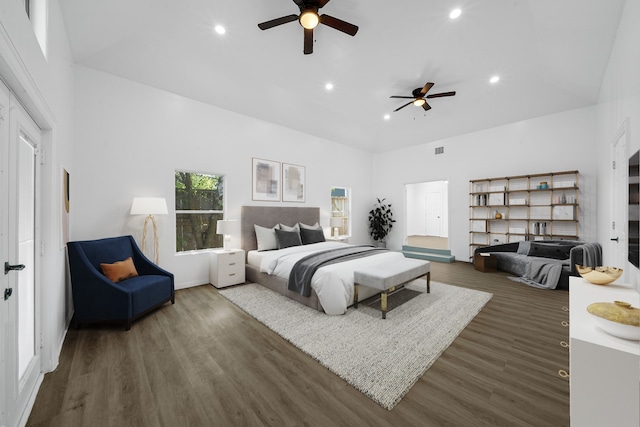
100;257;139;283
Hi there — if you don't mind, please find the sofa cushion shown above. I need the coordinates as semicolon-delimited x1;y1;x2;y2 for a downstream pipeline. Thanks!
527;242;573;260
100;257;138;283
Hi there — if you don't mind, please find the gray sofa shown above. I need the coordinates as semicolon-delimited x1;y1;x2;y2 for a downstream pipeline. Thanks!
474;240;602;290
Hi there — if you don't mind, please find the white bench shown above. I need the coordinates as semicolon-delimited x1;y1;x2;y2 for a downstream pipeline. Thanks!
353;258;431;319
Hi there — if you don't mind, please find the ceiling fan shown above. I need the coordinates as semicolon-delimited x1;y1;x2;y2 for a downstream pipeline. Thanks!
390;82;456;112
257;0;359;55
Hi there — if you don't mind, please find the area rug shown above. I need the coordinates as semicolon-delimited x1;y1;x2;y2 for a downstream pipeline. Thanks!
218;280;492;410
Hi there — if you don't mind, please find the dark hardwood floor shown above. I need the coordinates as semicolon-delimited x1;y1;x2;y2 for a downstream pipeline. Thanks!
27;261;570;427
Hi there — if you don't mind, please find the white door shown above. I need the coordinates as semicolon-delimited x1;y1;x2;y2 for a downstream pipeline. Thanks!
425;191;442;236
611;120;629;281
1;81;41;427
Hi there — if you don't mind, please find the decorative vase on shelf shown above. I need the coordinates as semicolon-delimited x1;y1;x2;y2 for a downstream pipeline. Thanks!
561;192;567;204
495;211;502;219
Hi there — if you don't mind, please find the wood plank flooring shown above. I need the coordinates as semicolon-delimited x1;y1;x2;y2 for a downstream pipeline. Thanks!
27;261;570;427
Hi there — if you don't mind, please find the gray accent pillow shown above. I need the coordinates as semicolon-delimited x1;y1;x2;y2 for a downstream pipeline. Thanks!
275;229;302;249
299;222;321;230
517;241;531;255
254;224;280;251
300;227;326;245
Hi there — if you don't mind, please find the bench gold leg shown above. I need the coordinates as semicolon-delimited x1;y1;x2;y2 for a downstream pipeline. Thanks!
381;291;387;319
354;284;359;308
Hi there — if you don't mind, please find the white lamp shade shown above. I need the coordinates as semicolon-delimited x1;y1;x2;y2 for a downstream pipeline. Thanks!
330;217;342;227
216;219;236;235
130;197;168;215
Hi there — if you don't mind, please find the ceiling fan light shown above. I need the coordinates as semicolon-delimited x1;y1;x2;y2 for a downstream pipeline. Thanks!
413;98;426;107
299;10;320;29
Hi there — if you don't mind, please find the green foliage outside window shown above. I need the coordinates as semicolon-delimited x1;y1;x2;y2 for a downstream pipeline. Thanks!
175;171;224;252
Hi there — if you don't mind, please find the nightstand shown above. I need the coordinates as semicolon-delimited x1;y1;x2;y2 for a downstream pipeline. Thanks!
210;249;245;288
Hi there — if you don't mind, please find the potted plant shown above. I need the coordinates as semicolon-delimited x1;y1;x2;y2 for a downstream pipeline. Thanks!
368;198;396;246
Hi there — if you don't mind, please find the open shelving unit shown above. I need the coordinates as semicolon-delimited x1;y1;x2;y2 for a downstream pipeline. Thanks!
469;170;579;260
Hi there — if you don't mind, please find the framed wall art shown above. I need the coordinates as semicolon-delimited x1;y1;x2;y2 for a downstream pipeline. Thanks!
252;158;281;201
282;163;305;202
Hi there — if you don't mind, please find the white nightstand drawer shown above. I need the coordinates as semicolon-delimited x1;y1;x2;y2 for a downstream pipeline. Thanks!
210;249;245;288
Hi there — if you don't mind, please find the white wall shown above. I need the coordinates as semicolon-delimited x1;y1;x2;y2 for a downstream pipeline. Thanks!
72;66;374;289
0;0;75;373
373;106;598;261
596;0;640;289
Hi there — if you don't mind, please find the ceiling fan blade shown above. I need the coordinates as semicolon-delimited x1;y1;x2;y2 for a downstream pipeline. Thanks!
319;14;359;36
422;102;432;111
317;0;331;8
390;96;414;99
304;28;314;54
394;101;413;112
292;0;305;6
426;91;456;98
420;82;434;95
258;14;299;30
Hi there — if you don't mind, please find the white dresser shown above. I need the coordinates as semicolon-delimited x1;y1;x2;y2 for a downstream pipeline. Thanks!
210;249;245;288
569;276;639;426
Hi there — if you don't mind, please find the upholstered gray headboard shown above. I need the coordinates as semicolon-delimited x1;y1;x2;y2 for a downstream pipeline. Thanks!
241;206;320;255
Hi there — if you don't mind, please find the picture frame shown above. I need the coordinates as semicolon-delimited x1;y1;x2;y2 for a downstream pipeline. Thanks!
282;163;305;202
252;158;281;201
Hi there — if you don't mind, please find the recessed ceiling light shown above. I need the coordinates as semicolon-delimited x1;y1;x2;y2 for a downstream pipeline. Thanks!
214;25;226;35
490;75;500;84
384;114;391;120
449;9;462;19
325;83;334;90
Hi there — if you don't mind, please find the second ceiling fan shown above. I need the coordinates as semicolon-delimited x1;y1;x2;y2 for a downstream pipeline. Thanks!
257;0;359;55
391;82;456;112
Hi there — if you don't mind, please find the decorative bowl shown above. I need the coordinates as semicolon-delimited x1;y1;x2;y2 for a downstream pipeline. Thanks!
587;301;640;340
575;265;623;285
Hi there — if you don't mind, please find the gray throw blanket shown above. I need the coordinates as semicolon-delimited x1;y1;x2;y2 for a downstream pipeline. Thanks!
508;259;564;290
288;245;389;297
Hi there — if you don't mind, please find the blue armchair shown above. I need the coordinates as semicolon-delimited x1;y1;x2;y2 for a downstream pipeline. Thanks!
67;235;175;330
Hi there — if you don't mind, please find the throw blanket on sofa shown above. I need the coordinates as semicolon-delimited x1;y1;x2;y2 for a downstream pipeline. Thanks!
508;259;564;290
288;245;388;297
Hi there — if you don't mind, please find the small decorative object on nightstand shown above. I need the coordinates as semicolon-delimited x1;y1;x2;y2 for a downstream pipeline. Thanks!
330;217;342;237
210;249;245;288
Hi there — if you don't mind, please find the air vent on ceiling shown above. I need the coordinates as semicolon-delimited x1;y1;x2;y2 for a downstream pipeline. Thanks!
435;146;444;155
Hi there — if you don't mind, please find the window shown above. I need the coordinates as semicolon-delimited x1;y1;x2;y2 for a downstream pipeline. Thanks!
330;187;351;236
175;171;224;252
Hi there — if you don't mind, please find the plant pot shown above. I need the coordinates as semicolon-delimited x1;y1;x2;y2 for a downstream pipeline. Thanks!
374;240;386;248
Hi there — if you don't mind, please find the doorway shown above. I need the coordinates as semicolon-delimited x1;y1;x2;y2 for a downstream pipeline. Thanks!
1;79;42;427
405;180;449;249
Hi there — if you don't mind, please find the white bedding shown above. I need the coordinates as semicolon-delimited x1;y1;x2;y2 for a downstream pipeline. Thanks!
254;242;407;315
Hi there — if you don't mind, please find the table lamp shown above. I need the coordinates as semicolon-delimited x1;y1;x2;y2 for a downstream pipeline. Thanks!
130;197;168;264
330;217;342;237
216;220;236;251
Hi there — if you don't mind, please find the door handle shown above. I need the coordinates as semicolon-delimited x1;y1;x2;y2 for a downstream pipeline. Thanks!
611;237;619;242
4;262;25;275
4;288;12;301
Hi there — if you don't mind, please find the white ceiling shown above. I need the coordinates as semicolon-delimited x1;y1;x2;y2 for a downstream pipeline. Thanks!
58;0;626;153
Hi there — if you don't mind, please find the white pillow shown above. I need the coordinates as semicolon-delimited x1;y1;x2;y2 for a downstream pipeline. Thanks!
254;224;280;251
279;223;300;232
299;222;321;230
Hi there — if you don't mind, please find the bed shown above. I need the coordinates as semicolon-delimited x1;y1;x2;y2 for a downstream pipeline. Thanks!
241;206;410;315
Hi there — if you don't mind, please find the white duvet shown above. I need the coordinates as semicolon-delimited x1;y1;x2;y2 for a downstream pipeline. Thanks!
257;242;407;315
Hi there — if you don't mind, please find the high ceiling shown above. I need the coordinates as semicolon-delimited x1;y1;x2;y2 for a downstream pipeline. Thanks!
59;0;626;153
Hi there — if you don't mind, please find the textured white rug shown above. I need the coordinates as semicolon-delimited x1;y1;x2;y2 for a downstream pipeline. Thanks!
218;280;492;410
